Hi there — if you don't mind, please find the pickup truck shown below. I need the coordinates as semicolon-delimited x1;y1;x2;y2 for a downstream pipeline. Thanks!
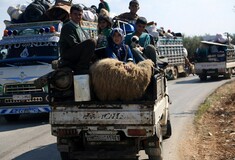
47;63;172;160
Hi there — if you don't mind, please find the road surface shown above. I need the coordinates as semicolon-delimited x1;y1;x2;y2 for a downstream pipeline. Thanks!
0;75;233;160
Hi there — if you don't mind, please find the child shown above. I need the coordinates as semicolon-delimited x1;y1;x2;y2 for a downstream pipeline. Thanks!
96;15;112;48
105;28;135;63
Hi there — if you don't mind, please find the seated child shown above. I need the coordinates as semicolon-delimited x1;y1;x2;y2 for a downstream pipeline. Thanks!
96;15;112;48
105;28;135;63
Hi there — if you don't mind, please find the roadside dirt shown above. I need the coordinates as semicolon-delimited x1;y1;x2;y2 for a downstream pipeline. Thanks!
180;80;235;160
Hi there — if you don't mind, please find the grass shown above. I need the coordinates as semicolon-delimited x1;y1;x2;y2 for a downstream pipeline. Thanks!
194;80;235;122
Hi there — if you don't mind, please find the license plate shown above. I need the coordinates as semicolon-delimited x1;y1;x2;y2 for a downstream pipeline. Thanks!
13;94;31;100
10;108;40;114
86;134;120;142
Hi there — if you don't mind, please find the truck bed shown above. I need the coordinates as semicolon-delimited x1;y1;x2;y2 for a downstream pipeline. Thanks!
50;98;168;137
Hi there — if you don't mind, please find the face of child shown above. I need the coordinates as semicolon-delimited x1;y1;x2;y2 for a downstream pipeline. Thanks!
112;32;122;45
98;20;108;30
136;23;146;34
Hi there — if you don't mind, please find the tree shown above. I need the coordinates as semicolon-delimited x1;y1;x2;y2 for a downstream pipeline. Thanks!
183;36;202;62
230;34;235;44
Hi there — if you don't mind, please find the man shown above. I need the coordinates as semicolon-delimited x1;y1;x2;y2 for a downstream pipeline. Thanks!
97;0;110;14
59;4;96;73
116;0;140;24
125;17;158;66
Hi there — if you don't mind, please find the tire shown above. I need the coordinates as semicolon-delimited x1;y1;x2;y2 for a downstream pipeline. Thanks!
199;75;207;81
4;114;20;122
60;152;71;160
149;155;163;160
224;69;232;79
179;72;188;77
173;68;178;80
145;124;163;160
163;120;172;140
211;75;218;80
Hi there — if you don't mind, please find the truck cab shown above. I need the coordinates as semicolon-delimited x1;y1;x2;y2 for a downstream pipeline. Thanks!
0;20;62;122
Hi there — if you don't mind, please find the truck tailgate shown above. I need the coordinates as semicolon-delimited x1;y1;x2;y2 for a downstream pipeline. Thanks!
50;104;153;125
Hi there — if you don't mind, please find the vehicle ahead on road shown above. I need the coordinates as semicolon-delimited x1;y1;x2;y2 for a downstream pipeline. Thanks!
0;20;62;122
194;41;235;81
157;36;189;80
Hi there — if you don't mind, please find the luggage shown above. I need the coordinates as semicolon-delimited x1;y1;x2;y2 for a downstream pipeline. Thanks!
23;0;52;22
46;1;71;22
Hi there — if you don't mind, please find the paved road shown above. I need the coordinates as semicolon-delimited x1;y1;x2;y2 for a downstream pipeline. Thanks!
0;75;233;160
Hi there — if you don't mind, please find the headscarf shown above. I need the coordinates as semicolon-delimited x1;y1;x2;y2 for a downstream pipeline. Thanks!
107;28;128;61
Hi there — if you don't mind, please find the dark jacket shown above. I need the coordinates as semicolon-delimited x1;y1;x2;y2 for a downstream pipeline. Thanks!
97;1;110;13
59;21;89;56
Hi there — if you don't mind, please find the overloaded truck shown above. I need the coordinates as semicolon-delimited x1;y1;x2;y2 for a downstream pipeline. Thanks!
0;20;62;122
44;21;172;160
157;36;189;80
194;40;235;81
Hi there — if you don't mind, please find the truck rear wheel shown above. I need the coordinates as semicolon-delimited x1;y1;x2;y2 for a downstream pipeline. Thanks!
4;114;20;122
224;69;232;79
211;75;218;80
199;75;207;81
60;152;74;160
173;68;178;80
149;155;163;160
163;120;172;139
145;123;163;160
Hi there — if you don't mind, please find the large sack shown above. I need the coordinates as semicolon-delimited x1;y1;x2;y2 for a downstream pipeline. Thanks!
90;58;154;101
23;0;51;22
46;2;71;22
83;10;96;22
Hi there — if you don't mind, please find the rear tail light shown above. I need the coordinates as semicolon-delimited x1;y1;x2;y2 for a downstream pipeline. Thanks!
127;129;147;136
57;129;78;137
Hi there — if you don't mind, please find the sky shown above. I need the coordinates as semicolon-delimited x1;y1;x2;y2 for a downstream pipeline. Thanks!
0;0;234;37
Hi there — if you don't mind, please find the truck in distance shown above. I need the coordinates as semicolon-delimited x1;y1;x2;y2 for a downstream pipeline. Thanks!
194;40;235;81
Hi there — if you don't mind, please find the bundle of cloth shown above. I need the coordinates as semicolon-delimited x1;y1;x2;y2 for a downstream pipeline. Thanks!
7;4;27;22
214;33;232;44
46;1;71;23
23;0;52;22
90;58;154;101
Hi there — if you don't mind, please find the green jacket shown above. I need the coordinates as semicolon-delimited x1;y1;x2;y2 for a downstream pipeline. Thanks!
97;1;110;13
